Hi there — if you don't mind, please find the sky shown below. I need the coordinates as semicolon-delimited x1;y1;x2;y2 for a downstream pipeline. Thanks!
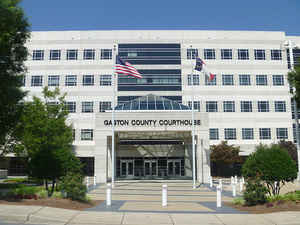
20;0;300;36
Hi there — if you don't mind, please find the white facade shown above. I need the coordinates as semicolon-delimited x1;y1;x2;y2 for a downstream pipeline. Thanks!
23;30;300;183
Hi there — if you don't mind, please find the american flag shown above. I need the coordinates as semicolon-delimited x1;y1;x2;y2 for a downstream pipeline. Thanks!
115;55;142;79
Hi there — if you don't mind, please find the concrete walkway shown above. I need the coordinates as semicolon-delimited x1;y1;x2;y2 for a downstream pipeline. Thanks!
1;180;300;224
87;180;241;214
0;204;300;225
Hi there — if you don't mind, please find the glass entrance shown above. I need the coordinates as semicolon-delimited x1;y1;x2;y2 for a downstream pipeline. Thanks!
167;160;181;177
144;160;157;177
120;160;134;177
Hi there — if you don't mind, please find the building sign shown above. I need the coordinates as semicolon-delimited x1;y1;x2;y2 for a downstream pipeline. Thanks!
104;119;201;126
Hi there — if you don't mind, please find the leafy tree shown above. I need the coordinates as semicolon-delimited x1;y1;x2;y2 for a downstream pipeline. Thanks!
288;58;300;104
242;144;297;196
17;87;82;196
0;0;30;156
210;141;242;176
278;140;298;168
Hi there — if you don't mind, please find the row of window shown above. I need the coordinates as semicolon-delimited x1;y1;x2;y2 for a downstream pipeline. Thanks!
187;49;282;60
77;127;289;141
63;100;287;113
187;74;284;86
24;74;285;87
27;75;112;87
31;49;112;61
209;128;288;140
188;100;286;112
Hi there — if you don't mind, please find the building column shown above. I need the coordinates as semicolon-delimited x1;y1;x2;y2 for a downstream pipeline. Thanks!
196;130;211;183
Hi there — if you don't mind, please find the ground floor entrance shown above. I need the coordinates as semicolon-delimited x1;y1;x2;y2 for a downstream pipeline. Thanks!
117;157;185;179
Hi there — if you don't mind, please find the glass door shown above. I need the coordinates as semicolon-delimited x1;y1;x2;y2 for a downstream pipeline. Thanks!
120;160;134;177
167;160;181;177
144;160;157;177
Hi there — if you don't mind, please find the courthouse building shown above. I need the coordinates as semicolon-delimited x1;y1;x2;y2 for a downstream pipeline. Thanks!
13;30;300;183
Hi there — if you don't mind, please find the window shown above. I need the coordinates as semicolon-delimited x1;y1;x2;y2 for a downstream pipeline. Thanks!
256;75;268;86
188;101;200;111
67;49;78;60
83;75;94;86
187;74;199;86
240;101;252;112
206;101;218;112
99;75;112;86
222;75;234;85
259;128;271;139
205;74;216;85
273;75;284;86
65;101;76;113
258;101;269;112
99;101;112;112
223;101;235;112
221;49;232;60
65;75;77;86
225;128;236;140
100;49;112;60
275;101;286;112
276;128;288;139
48;75;59;86
254;49;266;60
83;49;95;60
82;101;93;113
32;50;44;60
31;76;43;86
238;49;249;60
239;74;251;86
204;49;216;60
209;128;219;140
271;50;282;60
49;50;61;60
81;129;93;141
72;129;75;141
187;48;198;59
242;128;254;140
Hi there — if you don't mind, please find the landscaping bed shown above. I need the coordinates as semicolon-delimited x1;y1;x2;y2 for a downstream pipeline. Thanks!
0;198;103;211
226;200;300;214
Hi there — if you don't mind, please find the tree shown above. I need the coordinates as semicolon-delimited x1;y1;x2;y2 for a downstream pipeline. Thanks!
0;0;30;156
288;58;300;104
242;144;297;196
278;140;298;168
16;87;82;196
210;141;242;176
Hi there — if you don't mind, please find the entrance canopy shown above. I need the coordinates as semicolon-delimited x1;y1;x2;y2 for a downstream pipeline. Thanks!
115;94;191;111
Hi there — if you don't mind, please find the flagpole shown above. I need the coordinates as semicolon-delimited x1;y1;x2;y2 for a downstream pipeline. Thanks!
191;46;196;189
111;45;117;188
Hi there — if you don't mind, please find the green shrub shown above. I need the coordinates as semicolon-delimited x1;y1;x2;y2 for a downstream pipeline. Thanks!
36;189;48;199
233;197;245;205
242;144;297;196
59;172;87;201
243;178;268;206
52;191;62;198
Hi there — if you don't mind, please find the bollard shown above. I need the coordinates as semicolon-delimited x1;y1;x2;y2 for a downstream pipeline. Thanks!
210;176;213;188
217;185;222;207
239;179;243;192
162;184;168;206
106;183;112;206
219;179;222;192
232;183;236;197
94;175;97;187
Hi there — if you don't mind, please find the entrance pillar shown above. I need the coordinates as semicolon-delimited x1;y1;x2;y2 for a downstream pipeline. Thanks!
196;130;211;183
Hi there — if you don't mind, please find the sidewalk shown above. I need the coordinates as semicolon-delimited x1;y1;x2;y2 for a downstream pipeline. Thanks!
0;204;299;225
